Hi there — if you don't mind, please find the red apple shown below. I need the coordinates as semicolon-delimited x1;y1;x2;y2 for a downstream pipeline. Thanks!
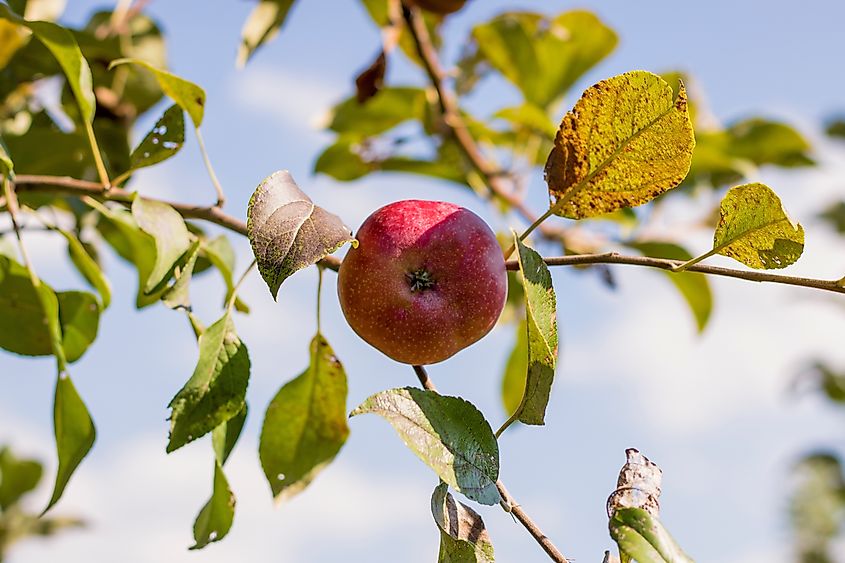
337;200;507;365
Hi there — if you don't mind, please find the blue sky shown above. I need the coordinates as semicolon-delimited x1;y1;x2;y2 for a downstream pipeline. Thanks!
3;1;845;562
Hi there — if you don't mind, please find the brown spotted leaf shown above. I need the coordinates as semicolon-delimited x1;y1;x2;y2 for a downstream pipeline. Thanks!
247;171;353;299
545;70;694;219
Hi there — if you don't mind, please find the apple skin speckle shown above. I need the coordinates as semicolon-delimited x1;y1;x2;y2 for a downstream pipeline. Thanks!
337;200;507;365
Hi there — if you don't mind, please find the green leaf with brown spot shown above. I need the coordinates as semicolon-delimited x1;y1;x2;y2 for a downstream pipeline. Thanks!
167;311;250;452
510;235;558;426
432;482;495;563
351;388;501;506
545;71;695;219
109;58;205;127
259;334;348;501
709;182;804;269
45;374;96;513
247;171;353;299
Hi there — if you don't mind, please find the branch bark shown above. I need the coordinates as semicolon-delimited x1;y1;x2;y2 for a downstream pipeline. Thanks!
412;364;570;563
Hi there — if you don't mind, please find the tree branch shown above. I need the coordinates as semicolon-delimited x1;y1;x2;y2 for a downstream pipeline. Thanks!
504;252;845;295
10;174;342;271
401;4;562;241
411;364;570;563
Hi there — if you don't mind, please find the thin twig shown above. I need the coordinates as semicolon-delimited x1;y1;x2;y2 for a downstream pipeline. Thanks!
195;128;226;207
504;252;845;295
410;364;569;563
401;4;560;240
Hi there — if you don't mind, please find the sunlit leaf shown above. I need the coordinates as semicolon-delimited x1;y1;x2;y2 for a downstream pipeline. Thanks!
57;291;99;363
628;241;712;332
472;10;617;108
0;447;43;509
0;4;95;122
493;103;556;138
247;170;352;299
501;318;528;417
128;103;185;172
60;229;111;309
167;311;250;452
510;235;557;426
710;182;804;269
328;87;427;137
190;461;235;550
161;240;200;310
236;0;296;68
313;137;371;181
45;374;96;513
131;196;194;294
609;507;694;563
259;333;349;501
212;404;247;466
109;58;205;127
545;71;694;219
432;482;495;563
351;387;501;505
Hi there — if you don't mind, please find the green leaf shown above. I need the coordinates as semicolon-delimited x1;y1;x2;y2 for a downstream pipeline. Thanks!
0;4;95;123
472;10;617;108
0;256;63;363
628;242;712;332
131;196;194;294
190;461;235;550
247;170;353;299
432;482;495;563
789;453;845;561
826;118;845;140
0;447;43;509
60;229;111;309
57;291;100;363
818;201;845;234
45;374;96;513
710;182;804;269
493;103;557;138
167;311;250;452
128;103;185;172
351;388;501;505
544;71;695;219
510;235;558;426
212;404;247;466
501;319;528;417
161;240;200;310
95;205;162;308
727;118;813;168
236;0;296;68
328;87;427;137
609;507;694;563
259;334;349;501
109;58;205;127
313;137;371;181
201;235;249;313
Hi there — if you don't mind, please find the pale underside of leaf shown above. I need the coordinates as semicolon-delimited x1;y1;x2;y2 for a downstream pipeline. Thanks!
247;170;352;299
350;388;501;505
237;0;296;68
432;482;495;563
712;182;804;269
545;70;695;219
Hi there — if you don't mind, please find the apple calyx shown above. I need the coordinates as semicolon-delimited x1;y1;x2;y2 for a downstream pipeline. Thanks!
406;268;436;292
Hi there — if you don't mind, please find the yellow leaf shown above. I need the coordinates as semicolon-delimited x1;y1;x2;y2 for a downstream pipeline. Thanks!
545;70;695;219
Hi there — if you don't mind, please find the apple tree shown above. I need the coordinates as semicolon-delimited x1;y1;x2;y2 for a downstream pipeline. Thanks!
0;0;842;561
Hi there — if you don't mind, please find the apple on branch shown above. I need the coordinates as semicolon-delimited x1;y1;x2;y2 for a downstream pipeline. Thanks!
338;200;507;365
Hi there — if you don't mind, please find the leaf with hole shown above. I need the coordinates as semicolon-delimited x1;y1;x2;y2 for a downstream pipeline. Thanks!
131;196;194;294
128;103;185;172
432;482;495;563
190;461;235;550
45;374;96;513
545;70;694;219
351;387;501;505
259;334;349;501
708;182;804;269
236;0;296;68
167;311;250;452
110;58;205;127
609;507;693;563
247;170;352;299
510;235;558;426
